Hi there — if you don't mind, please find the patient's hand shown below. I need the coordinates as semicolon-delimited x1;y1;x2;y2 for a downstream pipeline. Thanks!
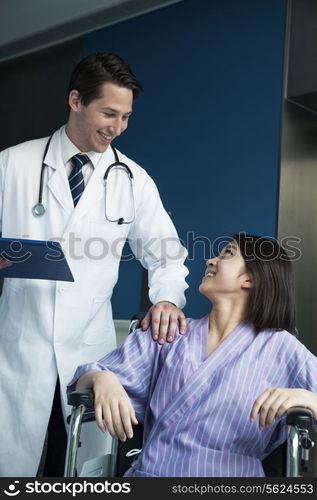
141;301;186;344
92;371;138;441
250;387;317;429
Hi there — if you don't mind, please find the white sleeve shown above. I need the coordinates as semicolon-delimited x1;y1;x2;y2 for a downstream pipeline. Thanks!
128;174;188;308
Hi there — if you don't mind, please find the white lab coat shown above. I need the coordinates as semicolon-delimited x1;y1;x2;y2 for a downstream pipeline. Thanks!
0;127;188;476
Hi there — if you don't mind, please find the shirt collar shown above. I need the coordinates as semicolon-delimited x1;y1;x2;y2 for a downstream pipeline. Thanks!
60;125;103;169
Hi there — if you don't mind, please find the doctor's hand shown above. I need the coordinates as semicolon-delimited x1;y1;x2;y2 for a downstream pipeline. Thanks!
142;301;187;344
92;371;138;441
0;257;12;269
250;387;317;429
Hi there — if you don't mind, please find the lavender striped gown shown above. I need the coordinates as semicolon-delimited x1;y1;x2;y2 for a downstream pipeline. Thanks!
68;315;317;477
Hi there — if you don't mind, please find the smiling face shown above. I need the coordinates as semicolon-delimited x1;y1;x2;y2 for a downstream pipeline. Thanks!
66;82;133;153
199;241;252;301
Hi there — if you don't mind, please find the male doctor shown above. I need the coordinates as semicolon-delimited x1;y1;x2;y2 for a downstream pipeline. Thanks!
0;53;188;476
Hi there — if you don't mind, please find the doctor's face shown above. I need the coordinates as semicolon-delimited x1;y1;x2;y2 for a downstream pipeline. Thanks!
199;242;251;301
67;82;133;153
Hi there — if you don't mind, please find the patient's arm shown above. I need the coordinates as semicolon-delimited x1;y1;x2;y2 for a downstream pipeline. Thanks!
250;387;317;429
76;370;138;441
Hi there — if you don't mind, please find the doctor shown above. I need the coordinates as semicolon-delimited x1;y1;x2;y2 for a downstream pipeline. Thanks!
0;53;188;477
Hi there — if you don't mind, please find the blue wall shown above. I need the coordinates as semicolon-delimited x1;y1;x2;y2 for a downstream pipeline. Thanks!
83;0;287;319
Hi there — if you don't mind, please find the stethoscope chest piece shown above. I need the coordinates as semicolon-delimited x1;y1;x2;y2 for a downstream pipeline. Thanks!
32;203;46;217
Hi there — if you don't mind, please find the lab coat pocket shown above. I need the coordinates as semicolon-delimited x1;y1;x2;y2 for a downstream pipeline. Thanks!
84;294;112;345
0;281;26;341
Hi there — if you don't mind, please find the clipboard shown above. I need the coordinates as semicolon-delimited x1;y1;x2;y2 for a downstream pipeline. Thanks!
0;238;74;282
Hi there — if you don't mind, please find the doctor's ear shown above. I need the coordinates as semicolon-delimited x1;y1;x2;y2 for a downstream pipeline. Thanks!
68;90;82;111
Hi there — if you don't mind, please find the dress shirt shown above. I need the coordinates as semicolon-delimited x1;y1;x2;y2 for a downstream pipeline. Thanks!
60;126;104;185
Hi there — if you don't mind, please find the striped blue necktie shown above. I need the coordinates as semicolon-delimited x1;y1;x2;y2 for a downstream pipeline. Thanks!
69;154;89;206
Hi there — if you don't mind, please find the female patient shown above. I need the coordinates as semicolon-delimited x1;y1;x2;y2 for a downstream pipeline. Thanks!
68;233;317;477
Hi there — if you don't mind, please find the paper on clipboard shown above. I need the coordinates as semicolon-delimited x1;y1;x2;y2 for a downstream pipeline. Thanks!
0;238;74;281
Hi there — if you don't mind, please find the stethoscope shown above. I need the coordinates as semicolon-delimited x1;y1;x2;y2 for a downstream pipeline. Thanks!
32;136;136;224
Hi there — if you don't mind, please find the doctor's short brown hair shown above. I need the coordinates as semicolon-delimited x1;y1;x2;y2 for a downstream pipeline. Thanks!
233;233;296;334
67;53;143;106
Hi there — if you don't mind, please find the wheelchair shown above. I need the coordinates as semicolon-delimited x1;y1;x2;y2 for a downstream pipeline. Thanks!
65;317;315;478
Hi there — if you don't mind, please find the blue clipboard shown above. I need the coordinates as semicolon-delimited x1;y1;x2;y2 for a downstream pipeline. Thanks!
0;238;74;282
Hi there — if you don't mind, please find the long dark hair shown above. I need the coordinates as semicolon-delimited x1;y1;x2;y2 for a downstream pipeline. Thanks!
234;233;296;333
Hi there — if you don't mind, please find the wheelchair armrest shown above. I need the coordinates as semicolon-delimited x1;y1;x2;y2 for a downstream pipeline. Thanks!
67;389;95;424
67;389;94;408
286;407;314;428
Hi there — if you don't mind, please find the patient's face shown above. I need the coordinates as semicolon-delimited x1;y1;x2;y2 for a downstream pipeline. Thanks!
199;242;250;300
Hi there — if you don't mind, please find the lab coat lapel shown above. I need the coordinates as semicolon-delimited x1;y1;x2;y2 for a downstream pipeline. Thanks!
45;131;74;214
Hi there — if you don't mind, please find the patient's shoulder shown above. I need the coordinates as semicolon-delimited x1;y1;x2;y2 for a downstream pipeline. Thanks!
260;327;315;363
169;315;209;344
186;315;209;332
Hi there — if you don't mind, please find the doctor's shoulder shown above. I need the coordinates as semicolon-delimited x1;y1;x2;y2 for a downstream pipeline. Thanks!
113;149;168;211
0;136;49;166
114;148;155;188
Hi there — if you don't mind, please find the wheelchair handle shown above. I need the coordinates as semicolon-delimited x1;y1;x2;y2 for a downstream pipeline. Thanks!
286;407;315;477
286;407;313;428
67;389;94;408
128;315;143;335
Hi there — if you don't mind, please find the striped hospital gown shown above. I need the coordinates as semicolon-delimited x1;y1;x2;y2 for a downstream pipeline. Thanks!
68;315;317;477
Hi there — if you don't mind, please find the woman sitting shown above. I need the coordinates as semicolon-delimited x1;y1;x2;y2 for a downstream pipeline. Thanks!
68;233;317;477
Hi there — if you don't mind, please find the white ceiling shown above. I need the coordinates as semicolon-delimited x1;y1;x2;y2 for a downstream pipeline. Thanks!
0;0;183;62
